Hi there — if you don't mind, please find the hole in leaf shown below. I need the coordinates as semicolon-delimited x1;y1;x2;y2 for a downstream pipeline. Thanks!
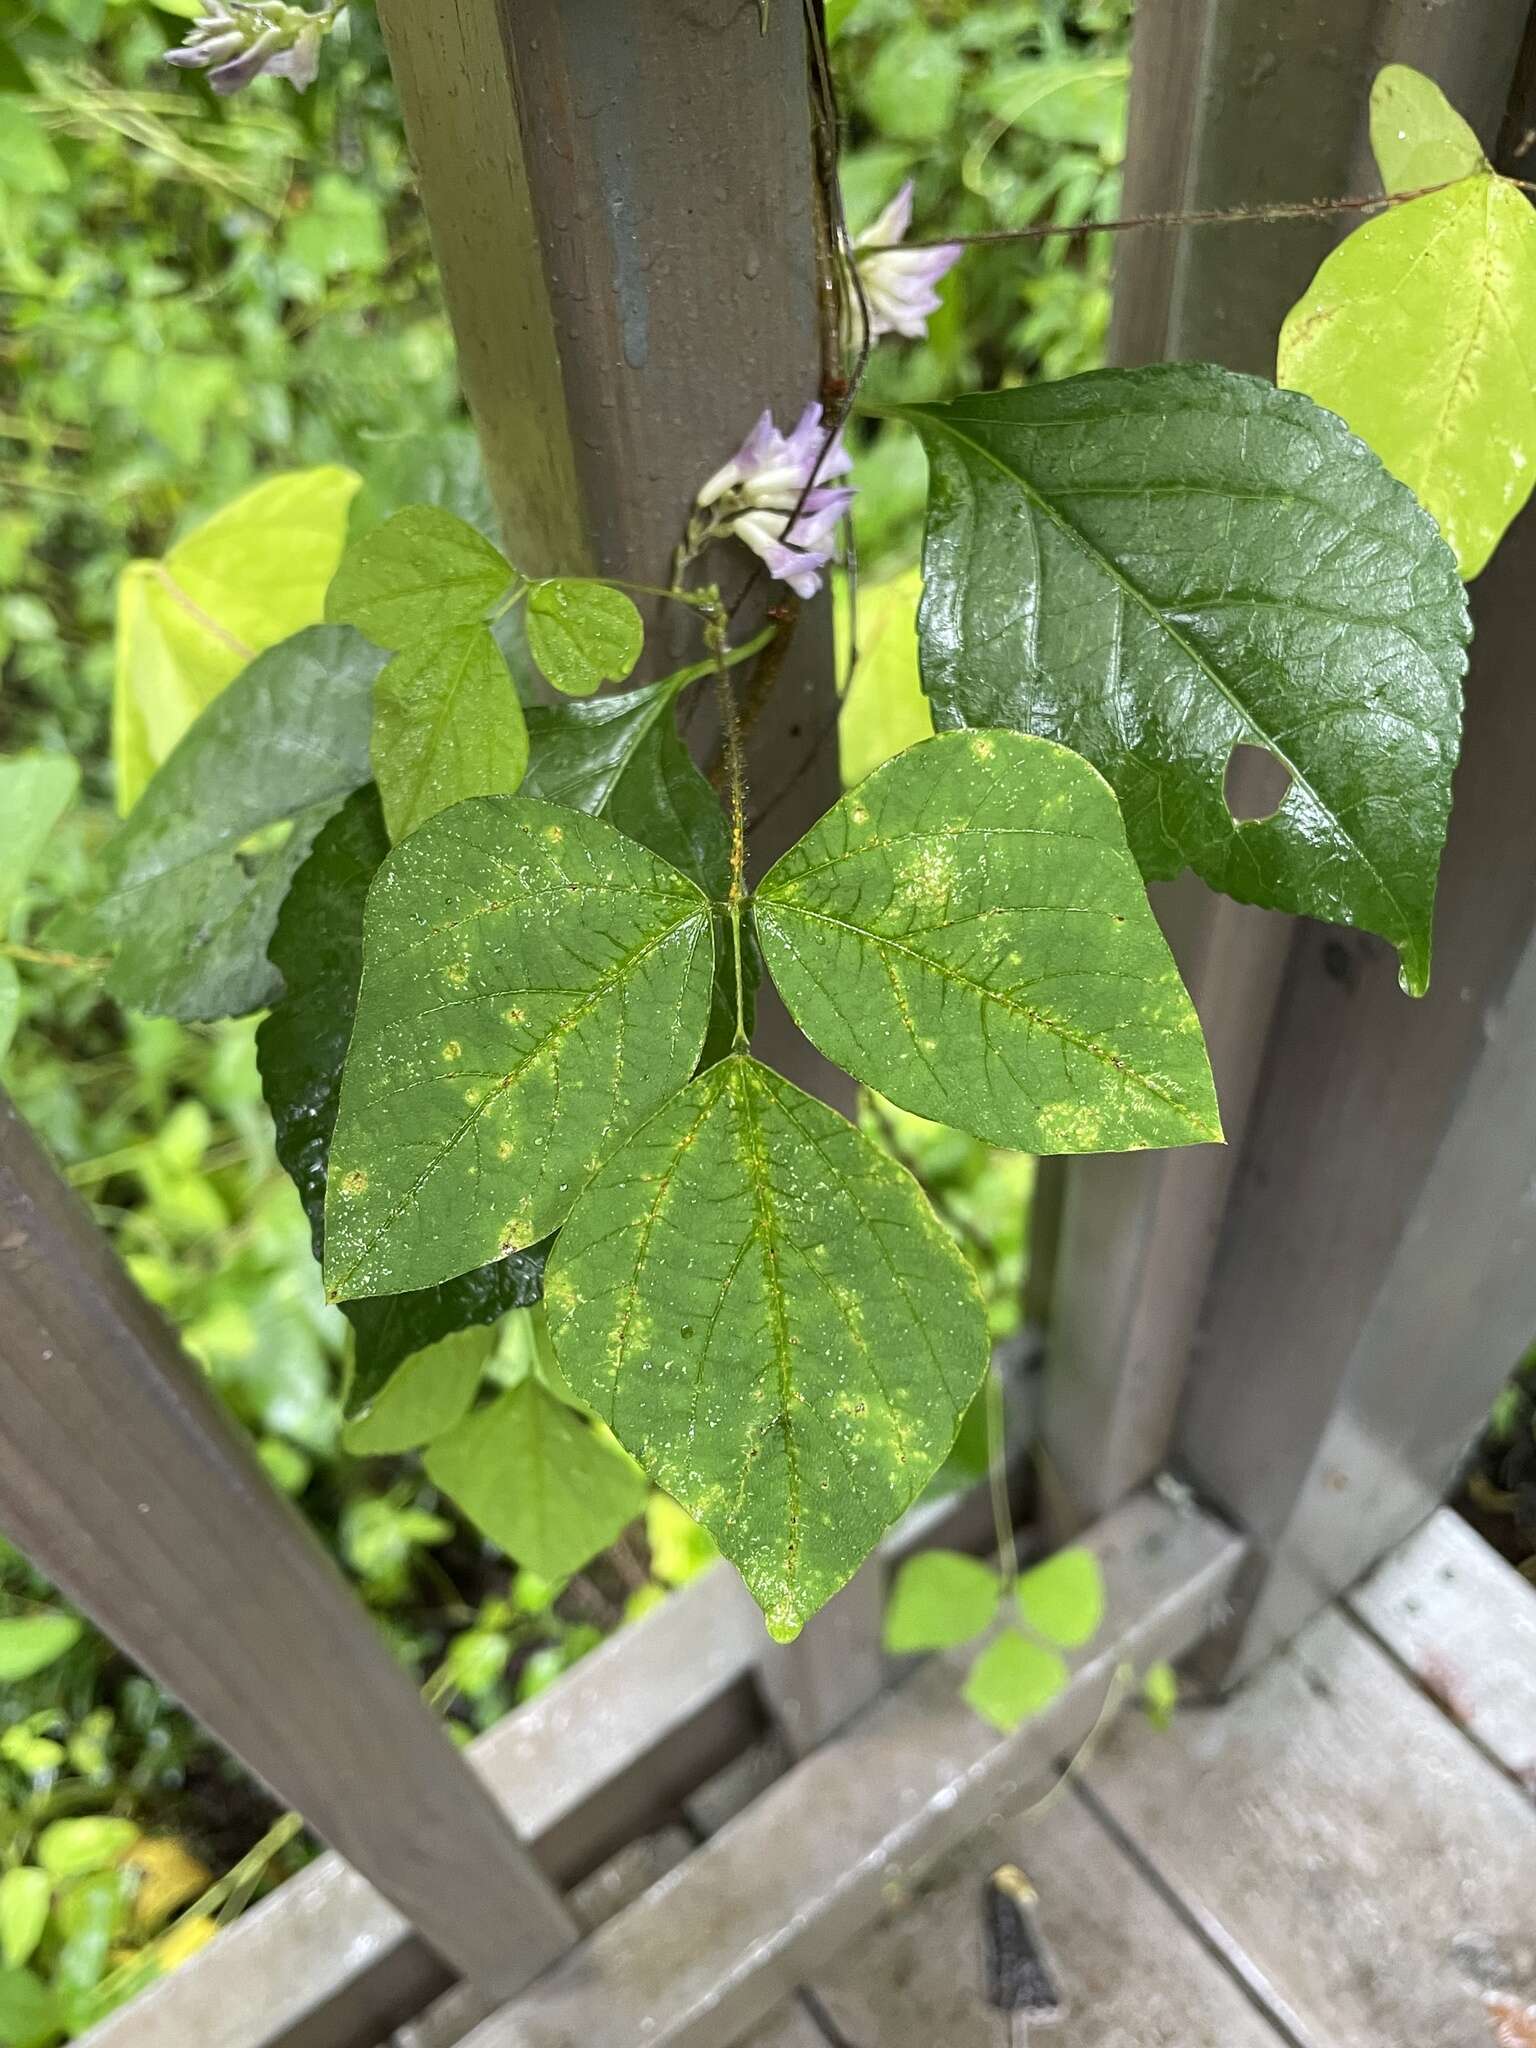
1223;743;1292;824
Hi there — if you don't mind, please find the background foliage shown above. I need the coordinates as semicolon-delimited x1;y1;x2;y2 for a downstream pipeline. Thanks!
0;0;1127;2027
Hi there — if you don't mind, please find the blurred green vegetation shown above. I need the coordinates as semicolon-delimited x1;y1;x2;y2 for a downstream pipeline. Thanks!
0;0;1127;2026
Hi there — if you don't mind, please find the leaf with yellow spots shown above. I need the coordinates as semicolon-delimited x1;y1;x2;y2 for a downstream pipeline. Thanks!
546;1054;989;1639
325;798;715;1300
754;731;1221;1155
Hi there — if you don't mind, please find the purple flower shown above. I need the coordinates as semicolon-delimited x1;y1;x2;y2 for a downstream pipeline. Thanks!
693;404;855;600
165;2;332;95
846;181;962;344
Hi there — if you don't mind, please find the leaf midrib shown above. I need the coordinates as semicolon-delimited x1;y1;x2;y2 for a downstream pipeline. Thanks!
912;407;1416;952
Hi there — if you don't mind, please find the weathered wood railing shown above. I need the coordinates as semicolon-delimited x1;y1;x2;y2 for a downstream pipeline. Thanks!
0;2;1532;2044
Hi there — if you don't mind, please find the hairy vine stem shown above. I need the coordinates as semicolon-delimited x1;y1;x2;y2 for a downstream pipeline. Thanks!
706;597;752;1050
864;175;1536;254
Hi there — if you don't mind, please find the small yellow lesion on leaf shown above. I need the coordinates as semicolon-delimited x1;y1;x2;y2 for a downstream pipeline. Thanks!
441;1040;462;1061
340;1169;368;1196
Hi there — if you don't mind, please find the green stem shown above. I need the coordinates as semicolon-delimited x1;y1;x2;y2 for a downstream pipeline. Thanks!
705;600;751;1051
985;1362;1017;1595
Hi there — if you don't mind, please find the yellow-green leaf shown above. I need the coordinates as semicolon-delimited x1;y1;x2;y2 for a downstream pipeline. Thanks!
884;1549;1000;1653
36;1820;138;1883
1015;1545;1104;1648
423;1380;647;1582
1369;64;1486;193
526;580;644;698
1279;176;1536;579
341;1325;497;1456
371;624;529;841
325;505;511;650
113;467;360;812
0;1614;81;1683
0;1870;50;1974
836;566;933;788
963;1630;1069;1732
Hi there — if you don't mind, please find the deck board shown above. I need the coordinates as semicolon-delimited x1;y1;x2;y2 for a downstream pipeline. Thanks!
1347;1506;1536;1792
794;1791;1290;2046
1083;1602;1536;2047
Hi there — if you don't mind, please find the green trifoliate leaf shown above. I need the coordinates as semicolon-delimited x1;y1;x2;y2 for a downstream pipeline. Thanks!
756;732;1221;1154
371;624;529;841
1369;64;1486;192
325;505;512;649
525;580;644;697
256;788;546;1416
70;626;383;1021
1015;1545;1104;1648
963;1630;1069;1732
325;799;715;1300
546;1053;989;1640
0;1614;81;1683
341;1325;496;1456
1279;177;1536;581
904;368;1468;997
423;1380;647;1582
884;1549;1001;1653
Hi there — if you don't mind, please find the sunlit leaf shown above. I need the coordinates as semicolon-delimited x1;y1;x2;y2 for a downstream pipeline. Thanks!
424;1380;647;1582
0;1870;50;1974
546;1054;989;1639
325;505;511;650
1279;176;1536;580
256;788;545;1414
114;467;360;812
1015;1545;1104;1648
36;1820;138;1883
756;731;1221;1153
325;800;715;1300
76;627;382;1021
963;1629;1069;1731
371;625;528;841
884;1549;1000;1653
1369;64;1486;192
525;580;643;698
0;753;77;927
836;566;933;788
904;368;1468;994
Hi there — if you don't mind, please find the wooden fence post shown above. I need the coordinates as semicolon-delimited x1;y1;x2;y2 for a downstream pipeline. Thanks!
1040;0;1536;1674
1037;0;1532;1520
375;0;881;1743
0;1095;576;1995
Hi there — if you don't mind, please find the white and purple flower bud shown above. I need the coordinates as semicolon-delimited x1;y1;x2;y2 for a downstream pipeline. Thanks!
693;404;855;600
165;1;335;95
846;181;962;345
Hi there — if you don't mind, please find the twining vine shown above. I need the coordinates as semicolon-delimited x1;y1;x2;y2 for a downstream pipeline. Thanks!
23;31;1536;1718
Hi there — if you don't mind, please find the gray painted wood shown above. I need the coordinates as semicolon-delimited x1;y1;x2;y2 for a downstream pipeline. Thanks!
80;1564;766;2048
452;1494;1246;2048
1348;1508;1536;1794
1084;1604;1536;2047
0;1095;576;2000
732;2007;830;2048
802;1794;1288;2048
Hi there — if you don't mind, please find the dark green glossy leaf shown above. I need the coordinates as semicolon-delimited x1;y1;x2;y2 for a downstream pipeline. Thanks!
903;367;1469;996
546;1054;989;1639
525;579;644;697
74;626;383;1021
324;505;511;649
757;732;1221;1153
423;1379;647;1581
372;624;528;841
325;799;716;1300
256;788;545;1415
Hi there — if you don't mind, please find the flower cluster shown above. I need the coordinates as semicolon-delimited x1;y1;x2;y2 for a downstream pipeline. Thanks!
692;405;855;600
695;185;961;598
165;1;338;95
846;180;963;344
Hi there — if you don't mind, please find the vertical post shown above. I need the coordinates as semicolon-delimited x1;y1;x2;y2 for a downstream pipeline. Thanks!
1037;0;1534;1533
377;0;878;1743
0;1096;576;1995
